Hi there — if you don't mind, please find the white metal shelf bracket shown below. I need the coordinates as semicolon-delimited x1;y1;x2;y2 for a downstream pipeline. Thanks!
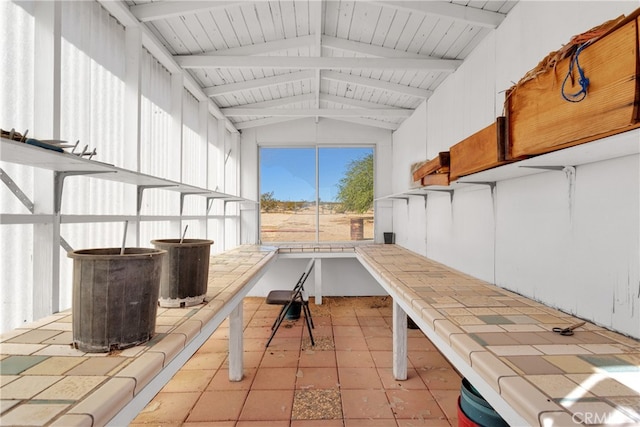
180;192;209;215
206;196;227;214
425;189;454;204
1;168;34;213
390;196;410;205
407;193;428;209
54;171;114;214
137;185;177;214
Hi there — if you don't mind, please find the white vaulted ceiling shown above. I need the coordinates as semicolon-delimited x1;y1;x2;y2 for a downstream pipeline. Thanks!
119;0;517;131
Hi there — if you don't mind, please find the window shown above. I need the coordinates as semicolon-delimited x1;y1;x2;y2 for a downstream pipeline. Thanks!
260;147;374;243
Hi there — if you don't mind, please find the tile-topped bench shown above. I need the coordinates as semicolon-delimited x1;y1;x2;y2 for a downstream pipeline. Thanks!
0;245;278;427
356;244;640;427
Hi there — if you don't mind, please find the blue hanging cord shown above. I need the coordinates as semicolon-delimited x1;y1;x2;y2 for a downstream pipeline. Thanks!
561;42;591;102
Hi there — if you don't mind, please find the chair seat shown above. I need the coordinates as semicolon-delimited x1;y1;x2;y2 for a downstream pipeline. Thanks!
266;290;295;305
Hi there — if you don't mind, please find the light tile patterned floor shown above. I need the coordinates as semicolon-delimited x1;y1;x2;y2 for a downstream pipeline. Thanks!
130;296;462;427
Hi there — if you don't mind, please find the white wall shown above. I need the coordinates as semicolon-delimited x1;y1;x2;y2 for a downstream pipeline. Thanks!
391;1;640;338
239;117;393;244
249;257;387;298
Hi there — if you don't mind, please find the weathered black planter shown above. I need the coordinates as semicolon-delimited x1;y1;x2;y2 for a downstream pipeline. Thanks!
68;247;166;353
151;239;213;308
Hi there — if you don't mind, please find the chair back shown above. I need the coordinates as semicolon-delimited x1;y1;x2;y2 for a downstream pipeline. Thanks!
293;258;315;300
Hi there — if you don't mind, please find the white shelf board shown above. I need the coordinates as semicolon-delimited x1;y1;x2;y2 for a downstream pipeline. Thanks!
458;128;640;184
1;138;255;203
379;129;640;200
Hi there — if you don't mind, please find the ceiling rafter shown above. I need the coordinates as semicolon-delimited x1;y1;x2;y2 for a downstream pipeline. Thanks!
322;35;441;59
204;69;431;100
329;116;400;131
232;93;316;109
235;116;399;131
130;0;506;30
220;108;413;117
200;35;314;56
320;93;408;110
176;55;461;71
130;1;242;22
322;71;432;99
234;117;307;130
203;70;315;96
228;93;409;110
372;1;506;28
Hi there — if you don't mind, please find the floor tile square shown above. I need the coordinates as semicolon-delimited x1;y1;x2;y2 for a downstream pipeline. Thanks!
341;389;395;419
336;350;375;368
187;390;248;422
136;391;201;423
162;369;216;392
386;389;446;420
416;367;462;390
298;349;337;368
260;349;300;368
334;335;369;351
296;367;339;389
338;367;384;389
252;367;298;390
239;389;294;420
371;351;393;368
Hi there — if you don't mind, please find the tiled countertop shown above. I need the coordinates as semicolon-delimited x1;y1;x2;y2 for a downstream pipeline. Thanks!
0;245;277;427
356;244;640;426
3;242;640;426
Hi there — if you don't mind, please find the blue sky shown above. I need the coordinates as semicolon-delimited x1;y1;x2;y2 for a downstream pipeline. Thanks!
260;147;373;202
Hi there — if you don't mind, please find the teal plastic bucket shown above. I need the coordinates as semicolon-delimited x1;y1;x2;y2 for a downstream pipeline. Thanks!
459;378;509;427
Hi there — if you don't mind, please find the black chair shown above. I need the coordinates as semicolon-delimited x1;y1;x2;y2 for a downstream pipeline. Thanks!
265;258;315;347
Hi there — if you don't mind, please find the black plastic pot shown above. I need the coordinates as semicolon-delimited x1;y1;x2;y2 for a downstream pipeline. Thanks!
151;239;213;308
383;232;395;244
68;247;166;353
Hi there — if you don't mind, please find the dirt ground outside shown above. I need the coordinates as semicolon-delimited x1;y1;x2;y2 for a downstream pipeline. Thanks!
260;206;374;243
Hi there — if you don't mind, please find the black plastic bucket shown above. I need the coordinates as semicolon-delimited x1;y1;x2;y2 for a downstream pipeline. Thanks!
459;378;509;427
151;239;213;308
383;232;395;244
285;301;302;320
68;247;166;353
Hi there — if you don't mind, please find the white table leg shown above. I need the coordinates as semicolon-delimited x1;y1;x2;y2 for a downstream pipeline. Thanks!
228;303;243;381
314;258;322;304
392;300;408;380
